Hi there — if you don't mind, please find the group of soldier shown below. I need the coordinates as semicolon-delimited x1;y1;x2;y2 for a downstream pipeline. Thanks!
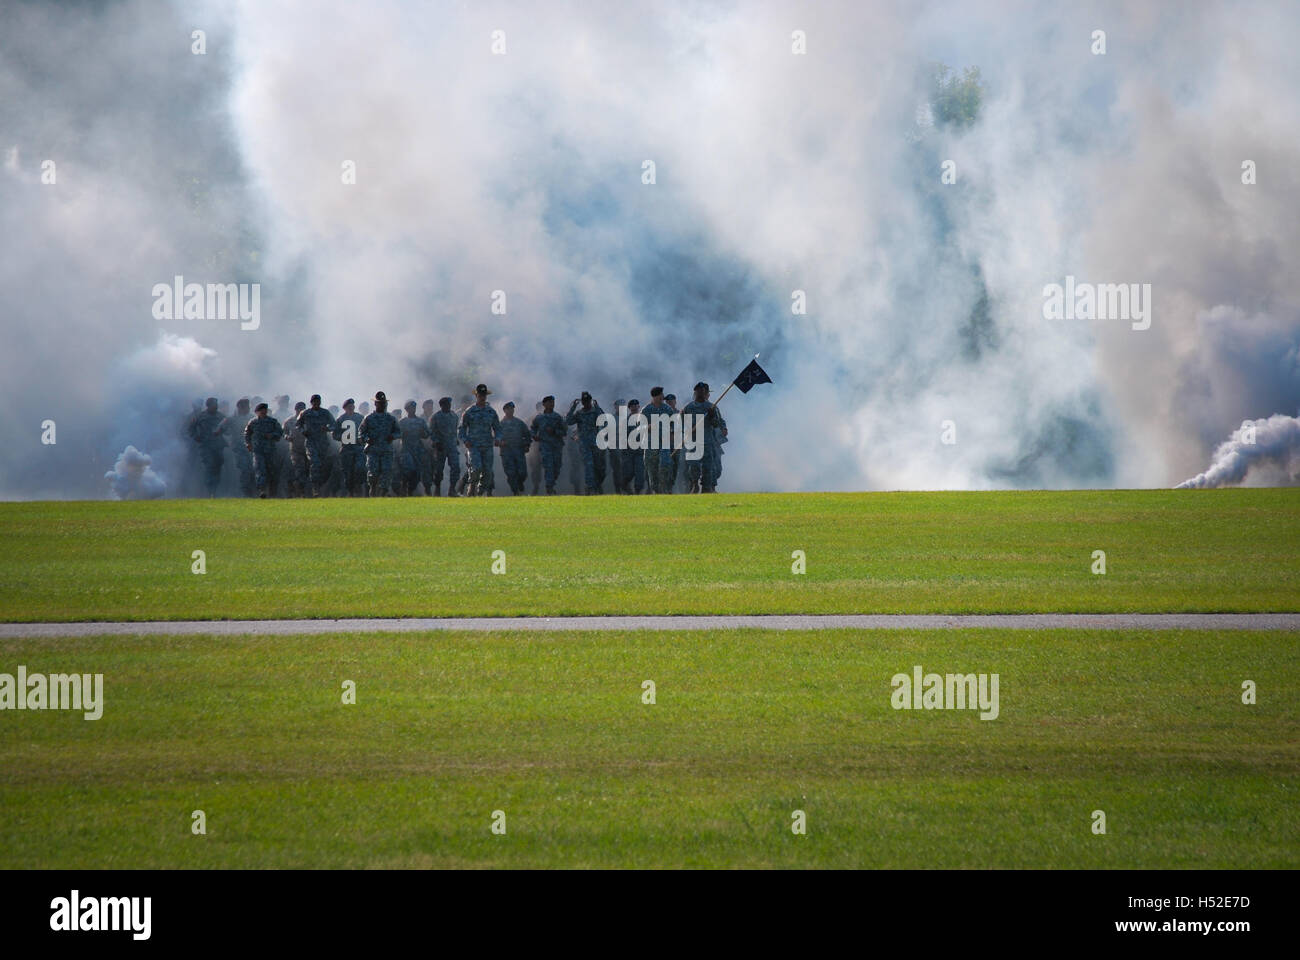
183;381;728;499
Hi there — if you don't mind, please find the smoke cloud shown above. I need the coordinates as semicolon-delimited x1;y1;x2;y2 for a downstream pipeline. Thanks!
2;0;1298;497
1176;413;1300;489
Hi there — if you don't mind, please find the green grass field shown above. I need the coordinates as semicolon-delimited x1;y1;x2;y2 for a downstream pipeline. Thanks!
1;489;1298;621
1;628;1295;868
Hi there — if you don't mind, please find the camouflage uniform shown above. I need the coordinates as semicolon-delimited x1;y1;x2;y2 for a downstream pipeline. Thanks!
459;403;500;495
243;416;284;496
283;410;310;497
398;412;431;495
530;410;566;494
224;411;256;497
298;406;337;496
333;410;365;496
429;407;461;495
565;400;606;493
681;398;721;492
360;408;401;496
621;405;647;493
641;399;673;493
188;406;227;496
497;415;532;494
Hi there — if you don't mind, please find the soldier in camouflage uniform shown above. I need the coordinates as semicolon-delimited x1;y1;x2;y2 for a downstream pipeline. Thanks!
642;387;672;494
429;396;461;496
224;398;255;497
607;399;626;495
621;399;647;494
243;402;284;498
459;384;500;496
296;394;337;497
664;393;684;492
681;382;722;493
398;400;432;495
496;401;532;495
419;399;437;493
187;396;228;497
359;391;401;497
565;391;606;495
282;401;310;497
526;401;544;494
530;395;566;495
332;398;365;497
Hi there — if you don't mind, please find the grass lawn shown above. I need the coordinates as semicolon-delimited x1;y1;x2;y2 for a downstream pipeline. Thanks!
0;628;1295;868
1;489;1298;621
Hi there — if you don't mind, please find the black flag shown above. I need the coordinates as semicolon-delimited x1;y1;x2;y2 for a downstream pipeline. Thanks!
732;357;772;394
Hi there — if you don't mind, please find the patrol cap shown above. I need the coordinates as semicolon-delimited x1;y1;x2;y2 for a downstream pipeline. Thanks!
295;401;307;411
503;401;515;410
439;396;453;407
694;381;709;392
615;398;626;407
628;398;640;409
665;393;676;403
254;402;269;413
476;383;491;395
310;394;322;404
405;399;417;411
343;398;355;408
581;391;592;402
236;397;250;410
422;398;435;408
542;395;554;404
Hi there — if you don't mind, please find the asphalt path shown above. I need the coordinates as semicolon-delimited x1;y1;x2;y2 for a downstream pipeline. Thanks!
2;613;1298;637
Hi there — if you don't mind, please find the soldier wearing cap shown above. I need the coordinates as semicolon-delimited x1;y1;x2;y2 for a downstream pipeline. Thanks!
566;391;607;494
429;396;461;496
419;400;437;493
332;398;365;496
641;387;672;494
607;399;626;494
224;398;255;497
296;394;337;497
663;392;682;492
622;399;647;493
459;384;500;496
681;381;721;493
243;401;284;498
188;397;227;497
530;395;566;495
282;401;310;497
398;399;432;495
495;401;532;495
359;391;401;497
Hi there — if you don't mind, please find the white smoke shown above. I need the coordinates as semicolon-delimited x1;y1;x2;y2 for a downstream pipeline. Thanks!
1176;414;1300;489
2;1;1298;497
104;446;166;500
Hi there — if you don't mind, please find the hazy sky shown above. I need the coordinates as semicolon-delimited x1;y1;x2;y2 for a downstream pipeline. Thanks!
2;0;1297;497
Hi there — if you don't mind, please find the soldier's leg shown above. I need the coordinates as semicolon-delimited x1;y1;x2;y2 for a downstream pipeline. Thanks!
447;447;461;495
252;450;269;497
632;451;646;493
579;444;595;492
591;443;606;492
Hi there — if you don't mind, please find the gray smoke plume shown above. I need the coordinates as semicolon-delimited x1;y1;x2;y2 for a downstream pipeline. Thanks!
2;1;1298;497
104;446;166;500
1176;414;1300;489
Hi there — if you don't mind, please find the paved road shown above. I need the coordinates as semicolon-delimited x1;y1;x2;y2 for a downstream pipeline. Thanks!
1;613;1297;637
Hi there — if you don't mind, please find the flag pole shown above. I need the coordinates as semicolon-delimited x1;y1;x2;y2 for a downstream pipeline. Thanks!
712;353;758;410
